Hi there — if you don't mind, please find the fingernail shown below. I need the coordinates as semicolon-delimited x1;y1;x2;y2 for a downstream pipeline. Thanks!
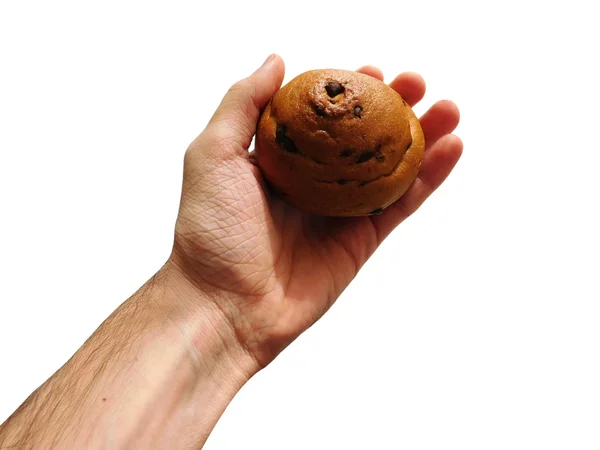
256;54;276;72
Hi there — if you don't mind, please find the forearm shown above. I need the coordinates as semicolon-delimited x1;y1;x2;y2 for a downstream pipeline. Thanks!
0;264;258;449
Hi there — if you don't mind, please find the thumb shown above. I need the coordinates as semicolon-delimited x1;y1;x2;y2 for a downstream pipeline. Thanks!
208;54;285;152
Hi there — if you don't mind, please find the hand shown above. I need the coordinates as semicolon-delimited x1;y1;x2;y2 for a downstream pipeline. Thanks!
171;55;462;368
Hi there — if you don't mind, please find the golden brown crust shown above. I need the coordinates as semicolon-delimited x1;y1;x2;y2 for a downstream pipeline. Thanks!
255;69;425;216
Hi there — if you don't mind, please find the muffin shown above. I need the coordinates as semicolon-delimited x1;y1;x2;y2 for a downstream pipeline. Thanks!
255;69;425;216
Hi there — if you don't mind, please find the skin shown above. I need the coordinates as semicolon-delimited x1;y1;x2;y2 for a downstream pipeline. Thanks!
0;55;462;449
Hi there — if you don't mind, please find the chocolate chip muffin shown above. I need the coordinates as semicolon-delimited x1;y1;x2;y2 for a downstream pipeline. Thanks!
255;69;425;216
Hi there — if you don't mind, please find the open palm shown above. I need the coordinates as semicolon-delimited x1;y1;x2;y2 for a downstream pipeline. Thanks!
172;56;462;366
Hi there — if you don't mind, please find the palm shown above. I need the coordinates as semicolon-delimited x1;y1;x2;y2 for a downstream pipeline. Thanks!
173;60;461;365
174;154;372;357
260;187;378;331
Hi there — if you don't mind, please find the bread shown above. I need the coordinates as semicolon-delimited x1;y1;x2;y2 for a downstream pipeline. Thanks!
255;69;425;216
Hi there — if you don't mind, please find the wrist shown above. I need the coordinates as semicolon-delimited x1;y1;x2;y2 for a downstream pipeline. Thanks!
83;264;259;448
157;259;261;384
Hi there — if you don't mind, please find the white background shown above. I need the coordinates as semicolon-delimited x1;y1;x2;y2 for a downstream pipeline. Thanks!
1;1;599;449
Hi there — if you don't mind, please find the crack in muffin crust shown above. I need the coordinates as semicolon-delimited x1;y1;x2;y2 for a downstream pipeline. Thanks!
310;138;414;186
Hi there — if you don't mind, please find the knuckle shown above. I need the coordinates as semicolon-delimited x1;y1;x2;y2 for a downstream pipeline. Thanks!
199;126;243;158
224;79;257;122
229;78;252;95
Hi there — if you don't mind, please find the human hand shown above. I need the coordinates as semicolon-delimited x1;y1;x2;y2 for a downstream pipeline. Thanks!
170;55;462;369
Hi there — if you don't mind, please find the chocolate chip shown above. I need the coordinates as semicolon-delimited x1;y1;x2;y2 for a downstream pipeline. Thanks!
356;151;375;163
269;183;288;197
337;179;347;185
370;208;384;215
339;149;353;157
354;106;362;118
276;125;299;153
325;81;345;97
315;104;326;117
